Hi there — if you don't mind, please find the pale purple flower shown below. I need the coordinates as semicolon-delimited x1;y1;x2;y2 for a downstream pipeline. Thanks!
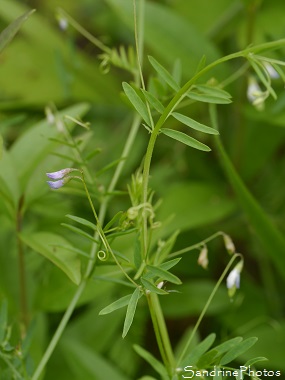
46;168;76;180
47;179;65;190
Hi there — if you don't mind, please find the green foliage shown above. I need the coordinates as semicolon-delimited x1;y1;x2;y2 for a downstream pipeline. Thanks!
1;0;285;379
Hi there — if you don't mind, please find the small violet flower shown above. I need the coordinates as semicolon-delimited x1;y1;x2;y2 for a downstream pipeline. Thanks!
46;168;79;190
47;179;66;190
46;168;76;180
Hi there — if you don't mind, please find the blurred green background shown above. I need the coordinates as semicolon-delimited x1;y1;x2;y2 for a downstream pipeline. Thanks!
0;0;285;378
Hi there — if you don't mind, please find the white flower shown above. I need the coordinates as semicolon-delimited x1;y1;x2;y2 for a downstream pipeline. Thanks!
264;62;279;79
227;261;243;297
247;76;268;110
58;17;68;31
227;268;240;289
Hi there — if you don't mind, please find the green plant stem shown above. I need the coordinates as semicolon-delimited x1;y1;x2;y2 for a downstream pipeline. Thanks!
168;231;225;258
176;253;241;367
31;280;85;380
147;293;175;375
141;37;285;256
31;4;146;378
16;195;28;330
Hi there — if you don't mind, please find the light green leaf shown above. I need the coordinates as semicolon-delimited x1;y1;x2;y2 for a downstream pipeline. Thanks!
140;277;168;295
210;337;243;356
0;9;35;54
187;92;232;104
172;112;219;135
20;232;81;285
161;128;211;151
148;56;180;91
159;258;181;272
61;223;99;244
154;230;180;265
122;287;141;338
194;85;232;100
122;82;151;126
146;265;182;285
65;214;97;231
141;89;165;113
99;294;132;315
244;356;268;367
220;337;258;365
133;344;169;379
103;211;124;232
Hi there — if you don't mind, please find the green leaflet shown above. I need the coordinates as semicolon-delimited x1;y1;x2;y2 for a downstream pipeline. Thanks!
19;232;81;285
133;345;169;380
140;277;168;295
181;333;216;367
0;9;35;54
219;337;258;365
99;294;132;315
146;265;182;285
122;287;141;338
65;214;97;231
148;56;180;91
122;82;151;126
141;89;165;114
161;128;211;151
172;112;219;135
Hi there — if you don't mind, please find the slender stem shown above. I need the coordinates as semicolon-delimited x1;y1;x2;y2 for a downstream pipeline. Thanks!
31;4;145;378
168;231;225;259
31;281;85;380
16;195;28;330
176;253;241;366
148;293;175;375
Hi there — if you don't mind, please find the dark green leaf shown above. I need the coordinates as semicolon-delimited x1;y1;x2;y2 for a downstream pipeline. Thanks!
122;287;141;338
133;344;169;379
220;337;258;365
122;82;151;126
172;112;219;135
148;56;180;91
0;9;35;54
161;128;211;151
99;294;132;315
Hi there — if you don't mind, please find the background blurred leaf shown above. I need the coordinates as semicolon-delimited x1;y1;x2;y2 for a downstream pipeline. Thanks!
0;9;34;54
20;231;81;285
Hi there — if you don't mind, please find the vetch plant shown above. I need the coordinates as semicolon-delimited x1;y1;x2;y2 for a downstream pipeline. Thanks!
1;1;285;379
